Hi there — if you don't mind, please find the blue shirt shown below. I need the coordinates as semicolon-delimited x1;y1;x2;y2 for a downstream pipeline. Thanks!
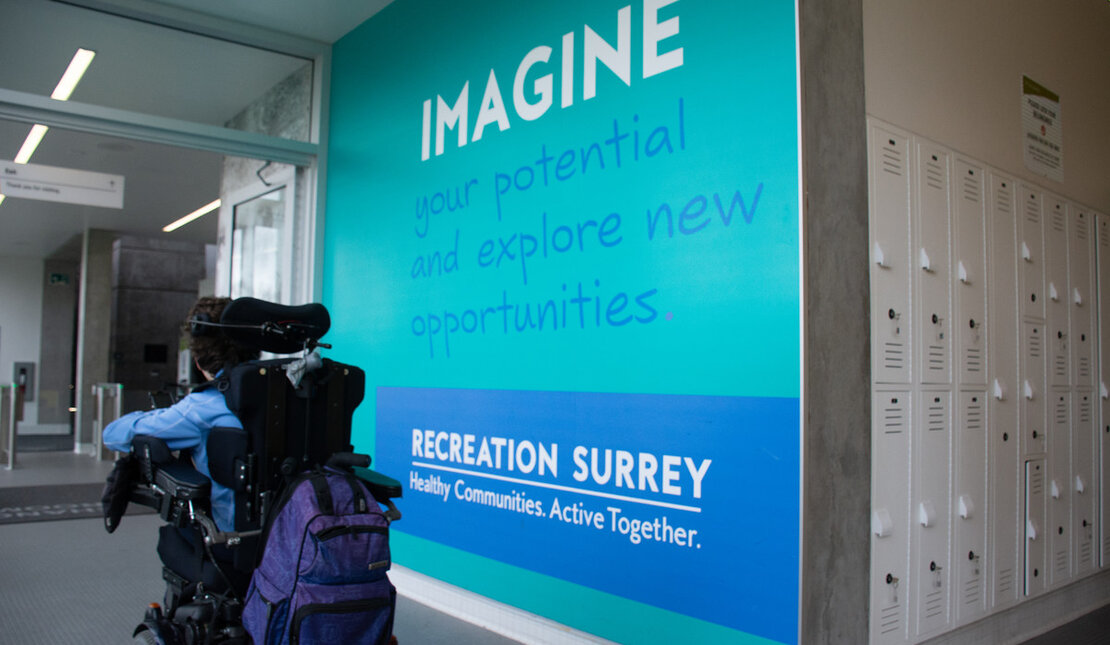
103;385;242;532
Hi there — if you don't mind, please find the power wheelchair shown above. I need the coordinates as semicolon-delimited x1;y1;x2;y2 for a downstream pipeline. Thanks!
104;298;402;645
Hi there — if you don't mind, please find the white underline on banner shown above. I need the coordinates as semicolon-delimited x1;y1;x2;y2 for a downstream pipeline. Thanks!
410;461;702;513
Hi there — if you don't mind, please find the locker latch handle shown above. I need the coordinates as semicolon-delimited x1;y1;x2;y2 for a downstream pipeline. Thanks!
1101;382;1108;400
919;248;933;272
1075;475;1085;494
1050;480;1060;500
958;495;974;520
1023;380;1035;400
1027;519;1039;541
872;509;894;538
1073;288;1083;306
993;379;1007;401
873;242;887;268
958;261;969;284
1021;241;1033;262
1049;282;1059;302
918;501;936;528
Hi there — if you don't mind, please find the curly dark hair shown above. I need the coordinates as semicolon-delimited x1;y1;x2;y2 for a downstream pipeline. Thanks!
184;297;260;376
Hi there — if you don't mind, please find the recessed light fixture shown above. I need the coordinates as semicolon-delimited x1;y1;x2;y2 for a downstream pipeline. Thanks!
164;199;221;232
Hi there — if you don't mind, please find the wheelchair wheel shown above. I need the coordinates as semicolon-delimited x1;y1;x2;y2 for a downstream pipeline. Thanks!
132;629;160;645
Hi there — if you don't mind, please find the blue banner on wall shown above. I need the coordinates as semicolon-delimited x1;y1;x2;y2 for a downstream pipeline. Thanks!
326;0;801;642
377;386;799;640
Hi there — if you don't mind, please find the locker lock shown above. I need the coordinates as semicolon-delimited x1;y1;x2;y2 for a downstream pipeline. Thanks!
931;313;939;324
889;308;897;320
969;319;976;329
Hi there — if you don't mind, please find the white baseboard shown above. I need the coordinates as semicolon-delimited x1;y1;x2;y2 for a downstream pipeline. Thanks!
391;564;616;645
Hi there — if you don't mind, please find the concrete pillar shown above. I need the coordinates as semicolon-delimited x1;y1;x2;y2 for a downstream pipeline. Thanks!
74;229;115;453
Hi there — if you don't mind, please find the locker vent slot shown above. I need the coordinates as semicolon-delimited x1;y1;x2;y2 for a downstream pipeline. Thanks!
1079;538;1092;567
879;603;903;635
997;568;1014;596
995;185;1013;214
884;342;906;371
924;587;945;619
1078;356;1091;380
1053;548;1068;577
1030;468;1044;495
1025;195;1041;224
883;399;907;434
962;173;981;202
1054;397;1068;424
925;159;946;191
881;143;905;177
962;576;982;607
1053;353;1067;380
1099;221;1110;247
1050;210;1066;233
964;399;984;430
1079;397;1092;423
927;398;946;432
964;347;983;374
1075;215;1088;241
1027;329;1043;357
928;345;946;372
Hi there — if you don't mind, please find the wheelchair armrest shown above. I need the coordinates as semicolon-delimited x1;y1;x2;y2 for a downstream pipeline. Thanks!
154;462;212;500
352;467;403;503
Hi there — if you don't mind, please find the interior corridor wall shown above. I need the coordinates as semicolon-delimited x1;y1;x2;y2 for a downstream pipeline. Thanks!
0;255;44;426
324;1;803;643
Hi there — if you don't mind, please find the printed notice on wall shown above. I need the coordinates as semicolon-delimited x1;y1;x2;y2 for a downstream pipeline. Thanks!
1022;75;1063;182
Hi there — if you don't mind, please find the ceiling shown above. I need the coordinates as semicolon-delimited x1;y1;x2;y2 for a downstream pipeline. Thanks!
0;0;392;261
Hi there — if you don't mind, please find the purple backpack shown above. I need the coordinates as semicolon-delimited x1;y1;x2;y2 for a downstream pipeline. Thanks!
243;469;395;644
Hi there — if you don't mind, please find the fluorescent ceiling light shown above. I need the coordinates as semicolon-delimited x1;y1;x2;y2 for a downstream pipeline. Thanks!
14;124;50;164
52;48;96;101
9;49;95;168
164;199;221;232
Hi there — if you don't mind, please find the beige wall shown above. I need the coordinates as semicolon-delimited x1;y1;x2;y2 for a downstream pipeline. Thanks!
864;0;1110;212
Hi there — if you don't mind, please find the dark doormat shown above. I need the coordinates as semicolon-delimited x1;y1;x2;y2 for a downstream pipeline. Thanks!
0;482;153;525
14;434;74;452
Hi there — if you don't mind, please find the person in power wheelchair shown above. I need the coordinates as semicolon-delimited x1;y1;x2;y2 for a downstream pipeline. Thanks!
102;296;401;644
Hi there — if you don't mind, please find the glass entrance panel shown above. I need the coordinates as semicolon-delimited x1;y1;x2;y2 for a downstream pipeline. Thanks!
230;186;289;302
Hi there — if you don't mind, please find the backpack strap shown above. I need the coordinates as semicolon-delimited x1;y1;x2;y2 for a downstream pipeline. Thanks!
342;473;369;514
308;471;335;515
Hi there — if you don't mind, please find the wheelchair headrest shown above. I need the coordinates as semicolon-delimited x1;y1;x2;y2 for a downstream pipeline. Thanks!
219;297;331;354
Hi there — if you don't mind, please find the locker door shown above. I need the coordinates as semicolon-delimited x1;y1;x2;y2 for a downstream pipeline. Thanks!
871;391;912;645
954;159;988;387
988;171;1022;608
1047;391;1072;587
913;390;952;638
1019;187;1046;320
1022;322;1048;456
1096;214;1110;567
870;123;914;385
916;140;953;386
1070;209;1096;390
1025;459;1047;596
1073;391;1097;576
954;391;988;624
1044;196;1070;388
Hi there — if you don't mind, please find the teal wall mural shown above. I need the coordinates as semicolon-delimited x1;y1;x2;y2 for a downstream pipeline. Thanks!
325;1;801;643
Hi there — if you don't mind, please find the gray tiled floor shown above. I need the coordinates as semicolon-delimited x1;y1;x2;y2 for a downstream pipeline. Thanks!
0;448;519;644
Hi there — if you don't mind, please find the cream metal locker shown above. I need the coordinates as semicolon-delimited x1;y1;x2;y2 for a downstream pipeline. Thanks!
1072;391;1097;576
1025;459;1048;596
953;391;988;624
871;390;913;644
954;159;988;387
1019;187;1046;320
1022;322;1048;456
1043;196;1070;388
1046;391;1072;587
1070;210;1096;390
987;171;1022;609
913;390;952;638
870;123;914;386
915;141;953;387
1096;214;1110;568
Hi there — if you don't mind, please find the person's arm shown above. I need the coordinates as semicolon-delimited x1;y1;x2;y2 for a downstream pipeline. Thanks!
102;394;207;453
